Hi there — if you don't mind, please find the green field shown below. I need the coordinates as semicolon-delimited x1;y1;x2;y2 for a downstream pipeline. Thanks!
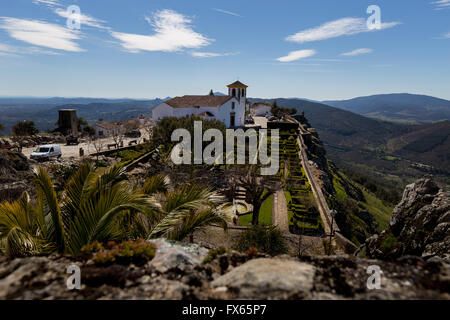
239;193;273;226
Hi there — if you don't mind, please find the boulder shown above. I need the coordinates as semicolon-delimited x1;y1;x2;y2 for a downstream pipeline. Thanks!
211;258;315;299
148;238;209;273
362;178;450;261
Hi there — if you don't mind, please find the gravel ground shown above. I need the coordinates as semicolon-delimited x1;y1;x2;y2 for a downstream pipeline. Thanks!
21;134;146;160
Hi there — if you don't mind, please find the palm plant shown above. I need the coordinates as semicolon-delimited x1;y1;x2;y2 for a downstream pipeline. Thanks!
0;192;51;256
142;180;231;242
0;163;158;256
0;163;231;257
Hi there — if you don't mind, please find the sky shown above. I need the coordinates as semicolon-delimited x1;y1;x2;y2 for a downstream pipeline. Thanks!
0;0;449;101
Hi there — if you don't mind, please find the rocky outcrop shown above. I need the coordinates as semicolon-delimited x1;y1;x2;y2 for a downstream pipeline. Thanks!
0;150;33;202
212;258;315;299
362;178;449;262
0;240;448;300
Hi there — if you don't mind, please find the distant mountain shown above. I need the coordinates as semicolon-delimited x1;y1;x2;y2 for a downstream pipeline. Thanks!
250;98;449;187
249;98;404;148
0;99;163;133
386;120;450;169
0;97;139;105
323;93;450;124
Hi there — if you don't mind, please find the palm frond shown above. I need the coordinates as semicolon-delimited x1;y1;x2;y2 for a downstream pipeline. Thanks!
141;174;170;195
34;166;66;253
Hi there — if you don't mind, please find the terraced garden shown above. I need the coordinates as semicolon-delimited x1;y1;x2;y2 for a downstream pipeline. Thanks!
276;128;325;236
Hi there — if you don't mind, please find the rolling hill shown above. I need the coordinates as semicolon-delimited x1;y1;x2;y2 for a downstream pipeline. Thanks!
0;99;165;133
323;93;450;124
250;97;450;188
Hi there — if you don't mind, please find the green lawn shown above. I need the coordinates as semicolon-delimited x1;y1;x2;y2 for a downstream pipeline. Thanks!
239;193;273;226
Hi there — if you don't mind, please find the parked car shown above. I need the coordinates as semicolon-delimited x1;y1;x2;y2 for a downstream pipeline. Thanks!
125;130;141;138
66;135;79;145
30;144;62;161
245;118;255;124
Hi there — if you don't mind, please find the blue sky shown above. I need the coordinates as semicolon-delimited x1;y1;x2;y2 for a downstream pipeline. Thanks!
0;0;449;100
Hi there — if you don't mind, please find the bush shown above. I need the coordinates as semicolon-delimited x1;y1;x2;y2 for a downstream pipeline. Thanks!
12;120;38;136
380;234;398;252
234;225;288;256
83;239;156;266
203;247;227;263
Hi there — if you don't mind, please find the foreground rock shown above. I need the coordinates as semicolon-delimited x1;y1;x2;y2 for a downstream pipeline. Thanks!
0;150;33;202
212;258;315;299
0;240;448;300
361;178;449;262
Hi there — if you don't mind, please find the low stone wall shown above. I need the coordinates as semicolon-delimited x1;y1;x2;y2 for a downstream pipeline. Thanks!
334;232;358;254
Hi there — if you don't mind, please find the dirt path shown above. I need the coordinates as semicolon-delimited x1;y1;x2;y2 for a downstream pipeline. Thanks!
272;190;289;232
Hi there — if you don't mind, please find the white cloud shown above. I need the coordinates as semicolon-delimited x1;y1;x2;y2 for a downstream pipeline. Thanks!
32;0;61;7
53;8;109;30
445;32;450;38
0;17;84;52
431;0;450;10
341;48;373;56
0;42;59;56
213;8;243;18
111;10;211;53
0;43;18;57
286;17;400;43
191;51;238;58
276;49;316;62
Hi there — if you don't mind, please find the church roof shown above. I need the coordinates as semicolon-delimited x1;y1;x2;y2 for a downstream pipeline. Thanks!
227;80;248;88
165;95;234;108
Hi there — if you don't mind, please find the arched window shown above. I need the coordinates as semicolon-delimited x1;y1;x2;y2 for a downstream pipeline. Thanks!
242;89;245;97
232;89;236;97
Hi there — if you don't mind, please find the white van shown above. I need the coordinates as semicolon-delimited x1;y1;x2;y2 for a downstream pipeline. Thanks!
30;144;62;161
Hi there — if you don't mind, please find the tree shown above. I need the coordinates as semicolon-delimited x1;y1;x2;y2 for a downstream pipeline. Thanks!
89;136;104;159
143;122;154;141
12;121;38;136
271;102;297;119
237;166;278;225
82;125;95;137
152;115;226;154
77;117;88;131
112;131;124;149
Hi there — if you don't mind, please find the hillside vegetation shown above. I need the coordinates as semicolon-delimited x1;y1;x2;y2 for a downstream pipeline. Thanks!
250;98;450;190
324;93;450;124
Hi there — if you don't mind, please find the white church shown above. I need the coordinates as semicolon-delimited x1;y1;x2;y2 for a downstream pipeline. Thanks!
152;81;248;128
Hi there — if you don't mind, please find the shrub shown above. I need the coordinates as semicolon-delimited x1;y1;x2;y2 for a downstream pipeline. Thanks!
203;247;228;263
380;234;398;252
91;239;156;266
234;225;288;256
81;241;104;253
12;120;38;136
